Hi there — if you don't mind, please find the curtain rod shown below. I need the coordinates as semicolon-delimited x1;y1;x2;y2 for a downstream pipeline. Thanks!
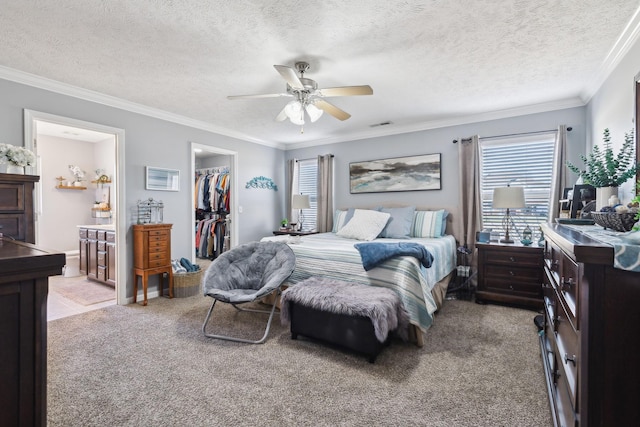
452;126;572;144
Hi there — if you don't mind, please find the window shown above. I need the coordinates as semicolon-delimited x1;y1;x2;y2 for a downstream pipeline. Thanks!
480;133;556;238
297;158;317;230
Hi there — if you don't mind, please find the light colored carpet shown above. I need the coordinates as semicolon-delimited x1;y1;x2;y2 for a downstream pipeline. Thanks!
49;275;115;306
47;296;551;426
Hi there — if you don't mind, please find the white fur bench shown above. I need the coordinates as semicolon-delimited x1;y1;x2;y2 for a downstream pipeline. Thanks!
280;277;409;362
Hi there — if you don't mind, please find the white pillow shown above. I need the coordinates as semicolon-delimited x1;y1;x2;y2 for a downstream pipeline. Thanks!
336;209;391;241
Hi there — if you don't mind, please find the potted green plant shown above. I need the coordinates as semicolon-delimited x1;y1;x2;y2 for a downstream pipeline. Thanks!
566;128;637;210
280;218;289;230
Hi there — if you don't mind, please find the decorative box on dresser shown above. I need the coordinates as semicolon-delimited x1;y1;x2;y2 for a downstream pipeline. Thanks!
132;223;173;306
540;223;640;427
476;242;544;309
0;173;39;243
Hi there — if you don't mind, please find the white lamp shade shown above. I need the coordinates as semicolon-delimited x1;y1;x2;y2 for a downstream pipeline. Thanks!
291;194;310;209
493;186;525;208
305;103;324;122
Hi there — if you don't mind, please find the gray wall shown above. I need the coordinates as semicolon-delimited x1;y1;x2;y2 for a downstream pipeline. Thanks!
286;107;586;214
587;35;640;203
0;78;284;299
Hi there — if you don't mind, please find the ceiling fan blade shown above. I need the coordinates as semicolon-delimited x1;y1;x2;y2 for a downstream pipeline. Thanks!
314;99;351;121
275;105;288;122
227;93;291;100
318;85;373;97
274;65;304;89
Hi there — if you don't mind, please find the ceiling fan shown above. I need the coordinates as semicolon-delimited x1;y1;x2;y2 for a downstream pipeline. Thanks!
227;61;373;127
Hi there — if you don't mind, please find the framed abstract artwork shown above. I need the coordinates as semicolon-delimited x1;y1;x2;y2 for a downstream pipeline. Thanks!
349;153;441;193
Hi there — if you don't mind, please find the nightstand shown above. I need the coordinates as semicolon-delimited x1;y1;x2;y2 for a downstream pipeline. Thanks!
272;230;319;236
476;241;543;309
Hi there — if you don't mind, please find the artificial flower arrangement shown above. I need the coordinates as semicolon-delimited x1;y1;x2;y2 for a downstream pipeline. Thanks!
0;143;36;167
69;165;86;183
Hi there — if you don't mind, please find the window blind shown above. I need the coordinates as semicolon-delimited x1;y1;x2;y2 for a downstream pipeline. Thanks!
480;133;556;238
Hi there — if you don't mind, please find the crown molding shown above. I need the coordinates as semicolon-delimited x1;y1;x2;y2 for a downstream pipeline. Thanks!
580;4;640;103
0;66;285;150
284;97;585;150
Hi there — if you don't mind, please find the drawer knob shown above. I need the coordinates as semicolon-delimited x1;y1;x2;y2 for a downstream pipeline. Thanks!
560;277;574;291
509;271;515;276
564;353;577;366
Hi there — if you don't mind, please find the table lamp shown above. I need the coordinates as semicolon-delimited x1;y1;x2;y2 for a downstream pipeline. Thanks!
291;194;310;231
493;186;525;243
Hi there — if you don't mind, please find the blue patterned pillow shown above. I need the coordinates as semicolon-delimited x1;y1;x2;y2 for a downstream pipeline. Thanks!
410;210;445;238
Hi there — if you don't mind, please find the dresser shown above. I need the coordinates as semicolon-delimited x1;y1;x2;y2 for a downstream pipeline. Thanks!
540;223;640;427
78;226;116;286
0;174;39;243
132;223;173;305
476;242;544;309
0;238;65;427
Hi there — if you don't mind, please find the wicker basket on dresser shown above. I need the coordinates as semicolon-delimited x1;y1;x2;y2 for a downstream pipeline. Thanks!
540;223;640;427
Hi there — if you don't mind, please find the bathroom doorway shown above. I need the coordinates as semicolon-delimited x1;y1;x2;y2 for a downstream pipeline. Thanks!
24;110;127;316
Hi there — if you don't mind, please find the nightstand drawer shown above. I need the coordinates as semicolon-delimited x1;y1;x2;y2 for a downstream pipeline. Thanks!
487;251;542;267
484;264;541;284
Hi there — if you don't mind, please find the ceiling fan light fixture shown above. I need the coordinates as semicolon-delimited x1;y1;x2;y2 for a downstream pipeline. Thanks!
284;100;305;125
305;102;323;122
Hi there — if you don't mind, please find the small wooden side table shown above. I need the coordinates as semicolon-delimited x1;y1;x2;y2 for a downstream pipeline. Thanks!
132;223;173;305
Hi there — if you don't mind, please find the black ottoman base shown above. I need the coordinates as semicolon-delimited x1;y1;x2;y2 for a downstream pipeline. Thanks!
289;302;388;363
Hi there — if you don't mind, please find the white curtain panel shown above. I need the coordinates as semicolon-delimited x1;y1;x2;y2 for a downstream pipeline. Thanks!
548;125;568;221
316;154;334;233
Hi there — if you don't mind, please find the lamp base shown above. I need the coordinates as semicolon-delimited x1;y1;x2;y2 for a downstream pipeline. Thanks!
500;237;515;244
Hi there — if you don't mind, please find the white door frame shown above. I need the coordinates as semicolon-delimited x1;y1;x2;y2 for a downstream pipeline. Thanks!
24;109;127;306
190;142;239;261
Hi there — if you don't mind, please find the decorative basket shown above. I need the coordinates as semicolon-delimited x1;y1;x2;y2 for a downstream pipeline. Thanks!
173;267;203;298
590;212;638;232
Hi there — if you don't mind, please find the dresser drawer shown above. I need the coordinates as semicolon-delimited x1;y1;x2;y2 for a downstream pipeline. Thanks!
148;258;169;268
554;372;578;427
148;250;168;262
149;229;168;238
149;239;167;249
556;301;578;408
87;229;98;239
97;265;106;282
106;232;115;243
97;230;107;241
97;251;106;265
559;254;579;330
543;270;557;330
79;228;88;238
97;241;106;251
544;240;562;282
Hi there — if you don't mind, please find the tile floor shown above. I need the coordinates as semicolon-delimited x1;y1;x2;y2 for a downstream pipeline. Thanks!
47;274;116;321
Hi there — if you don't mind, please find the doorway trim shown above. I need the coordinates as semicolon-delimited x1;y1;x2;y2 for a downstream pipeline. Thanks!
190;142;239;261
23;109;127;306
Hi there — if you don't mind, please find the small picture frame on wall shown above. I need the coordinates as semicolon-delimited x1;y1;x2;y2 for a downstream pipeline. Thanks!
349;153;441;194
146;166;180;191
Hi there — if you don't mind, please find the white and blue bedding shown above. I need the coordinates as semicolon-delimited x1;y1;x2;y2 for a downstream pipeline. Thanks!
264;232;456;332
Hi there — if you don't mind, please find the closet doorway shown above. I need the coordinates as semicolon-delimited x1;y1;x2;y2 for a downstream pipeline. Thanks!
24;110;127;308
190;142;238;262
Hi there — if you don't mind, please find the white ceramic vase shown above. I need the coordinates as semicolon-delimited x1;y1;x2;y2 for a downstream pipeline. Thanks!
5;164;25;174
595;186;618;211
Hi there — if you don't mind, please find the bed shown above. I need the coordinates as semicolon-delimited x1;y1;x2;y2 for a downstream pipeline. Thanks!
263;207;457;346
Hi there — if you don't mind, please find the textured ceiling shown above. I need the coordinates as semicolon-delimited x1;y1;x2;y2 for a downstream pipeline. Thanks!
1;1;639;148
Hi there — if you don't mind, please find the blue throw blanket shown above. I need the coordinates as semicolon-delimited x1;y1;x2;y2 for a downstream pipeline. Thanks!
354;242;434;271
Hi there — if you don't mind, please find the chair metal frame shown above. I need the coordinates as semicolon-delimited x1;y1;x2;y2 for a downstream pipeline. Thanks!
202;288;282;344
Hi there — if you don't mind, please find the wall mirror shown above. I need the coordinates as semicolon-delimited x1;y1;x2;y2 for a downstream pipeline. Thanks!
146;166;180;191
